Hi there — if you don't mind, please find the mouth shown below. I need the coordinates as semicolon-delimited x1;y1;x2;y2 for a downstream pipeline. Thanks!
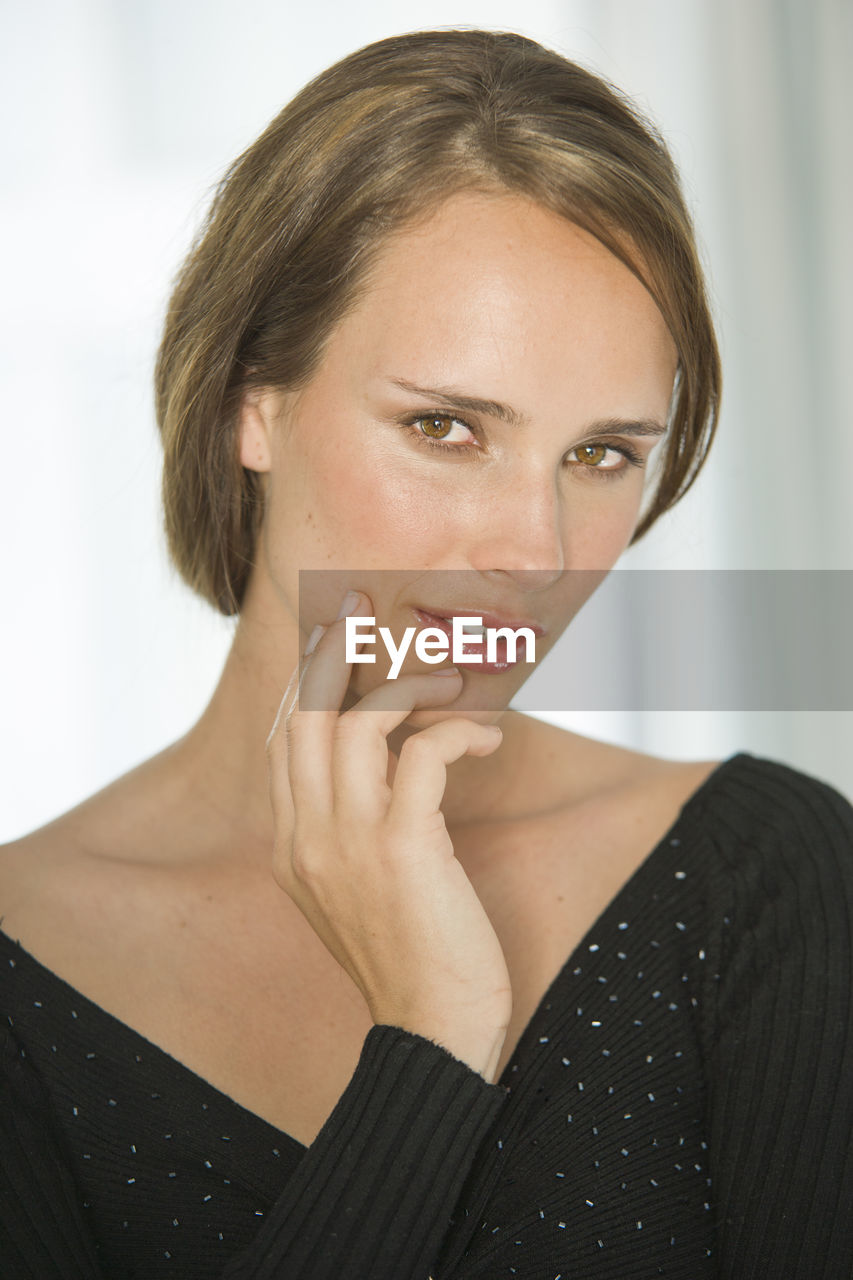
412;607;545;674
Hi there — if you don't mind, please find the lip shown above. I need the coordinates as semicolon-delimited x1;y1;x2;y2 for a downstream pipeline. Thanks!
414;607;546;637
412;607;544;675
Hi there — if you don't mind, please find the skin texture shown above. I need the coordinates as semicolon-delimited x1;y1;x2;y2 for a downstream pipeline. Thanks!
212;188;676;830
212;188;677;1073
0;188;703;1117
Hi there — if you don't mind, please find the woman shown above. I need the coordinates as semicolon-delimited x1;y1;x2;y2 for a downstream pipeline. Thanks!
1;29;851;1279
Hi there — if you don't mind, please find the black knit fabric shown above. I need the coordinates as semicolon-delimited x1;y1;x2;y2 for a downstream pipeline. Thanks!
2;751;852;1278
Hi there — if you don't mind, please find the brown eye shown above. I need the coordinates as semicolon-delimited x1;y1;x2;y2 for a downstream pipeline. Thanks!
577;444;608;466
405;414;478;452
420;415;455;439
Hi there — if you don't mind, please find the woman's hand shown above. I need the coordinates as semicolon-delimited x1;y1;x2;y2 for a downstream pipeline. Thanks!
265;591;512;1082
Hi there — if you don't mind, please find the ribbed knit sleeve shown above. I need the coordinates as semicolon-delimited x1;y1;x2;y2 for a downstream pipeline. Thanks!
223;1026;508;1279
0;1019;506;1280
702;759;853;1277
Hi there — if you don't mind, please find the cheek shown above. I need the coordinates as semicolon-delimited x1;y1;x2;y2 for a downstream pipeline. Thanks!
558;454;655;564
313;432;473;555
268;425;461;570
565;490;643;565
321;459;442;556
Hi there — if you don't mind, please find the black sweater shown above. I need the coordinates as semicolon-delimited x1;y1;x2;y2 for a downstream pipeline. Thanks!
2;752;852;1278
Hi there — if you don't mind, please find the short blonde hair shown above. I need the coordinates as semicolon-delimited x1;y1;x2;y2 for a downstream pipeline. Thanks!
156;29;720;615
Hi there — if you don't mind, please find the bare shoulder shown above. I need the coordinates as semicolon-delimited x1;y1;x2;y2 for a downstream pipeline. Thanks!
0;815;108;993
505;711;721;816
0;742;214;966
456;711;722;908
0;802;97;930
483;713;723;889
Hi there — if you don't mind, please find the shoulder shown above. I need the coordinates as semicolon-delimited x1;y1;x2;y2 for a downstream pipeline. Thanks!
0;736;212;901
689;751;853;879
0;749;199;975
0;778;123;906
505;711;721;809
0;822;80;937
683;753;853;974
513;720;853;916
0;812;109;988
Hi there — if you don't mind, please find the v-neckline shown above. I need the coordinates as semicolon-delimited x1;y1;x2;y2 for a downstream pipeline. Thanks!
0;752;744;1158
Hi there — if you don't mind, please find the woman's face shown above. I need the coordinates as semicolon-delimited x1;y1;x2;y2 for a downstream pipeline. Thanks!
239;188;677;723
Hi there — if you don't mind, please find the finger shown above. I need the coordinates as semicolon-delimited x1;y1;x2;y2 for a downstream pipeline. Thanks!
264;659;304;821
387;719;503;827
265;617;327;762
331;669;464;818
265;620;334;820
265;657;303;756
340;665;463;730
286;593;373;811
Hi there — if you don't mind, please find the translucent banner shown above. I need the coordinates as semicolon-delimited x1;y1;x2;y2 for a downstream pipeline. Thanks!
296;570;853;712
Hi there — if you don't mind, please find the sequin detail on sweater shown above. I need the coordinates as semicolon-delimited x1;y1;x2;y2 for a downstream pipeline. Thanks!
2;752;853;1277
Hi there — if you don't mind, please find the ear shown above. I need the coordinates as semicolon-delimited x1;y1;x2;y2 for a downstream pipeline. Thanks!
238;387;279;472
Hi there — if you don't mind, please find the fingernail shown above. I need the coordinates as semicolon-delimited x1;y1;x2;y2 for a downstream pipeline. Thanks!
436;666;461;677
336;590;362;620
305;624;326;655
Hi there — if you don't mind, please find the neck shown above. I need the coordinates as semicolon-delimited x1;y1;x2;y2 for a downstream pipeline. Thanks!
165;592;526;865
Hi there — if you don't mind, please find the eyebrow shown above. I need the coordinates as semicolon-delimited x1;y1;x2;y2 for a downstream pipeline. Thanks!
388;377;668;438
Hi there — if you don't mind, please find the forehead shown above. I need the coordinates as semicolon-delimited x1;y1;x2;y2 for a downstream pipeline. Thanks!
322;190;678;418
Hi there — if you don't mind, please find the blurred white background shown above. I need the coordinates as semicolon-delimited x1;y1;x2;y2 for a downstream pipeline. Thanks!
1;0;851;841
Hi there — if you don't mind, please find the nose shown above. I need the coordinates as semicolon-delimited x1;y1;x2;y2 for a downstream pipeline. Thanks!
469;470;566;590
